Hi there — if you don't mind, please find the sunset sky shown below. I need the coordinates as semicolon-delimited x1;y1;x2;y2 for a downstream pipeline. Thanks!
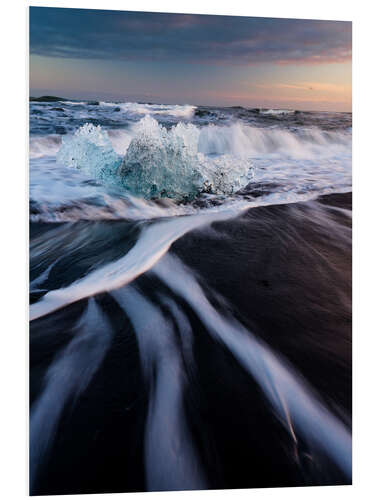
29;7;352;111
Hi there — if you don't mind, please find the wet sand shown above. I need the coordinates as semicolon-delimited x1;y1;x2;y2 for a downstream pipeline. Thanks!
30;192;352;495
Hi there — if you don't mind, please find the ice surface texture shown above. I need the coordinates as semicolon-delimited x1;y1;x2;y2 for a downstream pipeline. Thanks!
57;117;254;200
57;123;122;184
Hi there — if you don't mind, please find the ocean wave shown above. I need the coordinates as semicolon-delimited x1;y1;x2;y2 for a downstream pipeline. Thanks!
34;118;352;162
197;122;351;159
260;109;295;115
99;101;196;119
64;101;88;106
30;130;352;222
29;180;351;224
31;113;351;211
30;135;62;158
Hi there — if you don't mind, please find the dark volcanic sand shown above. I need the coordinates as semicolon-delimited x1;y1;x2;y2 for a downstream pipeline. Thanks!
30;192;352;495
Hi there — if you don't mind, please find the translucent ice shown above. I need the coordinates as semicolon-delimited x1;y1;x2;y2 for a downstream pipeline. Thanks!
57;123;122;183
57;118;254;200
119;116;254;199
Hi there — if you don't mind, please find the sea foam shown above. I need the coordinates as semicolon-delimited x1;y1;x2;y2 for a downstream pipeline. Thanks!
54;113;351;202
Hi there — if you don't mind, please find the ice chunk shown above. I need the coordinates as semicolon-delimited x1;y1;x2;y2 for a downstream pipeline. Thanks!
57;123;122;182
57;119;254;200
118;116;203;200
119;116;254;199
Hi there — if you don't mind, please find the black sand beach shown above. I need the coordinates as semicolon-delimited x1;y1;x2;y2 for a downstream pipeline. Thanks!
30;192;352;495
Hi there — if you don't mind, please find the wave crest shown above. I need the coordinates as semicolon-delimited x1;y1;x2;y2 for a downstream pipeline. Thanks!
54;115;351;202
260;109;295;115
100;101;196;119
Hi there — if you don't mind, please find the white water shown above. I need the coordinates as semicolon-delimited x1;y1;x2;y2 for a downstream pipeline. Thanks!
99;101;196;119
64;101;87;106
112;287;207;491
260;109;295;115
30;135;62;159
31;118;351;161
30;113;351;210
29;180;354;319
29;100;352;489
29;153;351;223
29;201;250;321
29;299;113;490
153;254;352;479
30;256;63;291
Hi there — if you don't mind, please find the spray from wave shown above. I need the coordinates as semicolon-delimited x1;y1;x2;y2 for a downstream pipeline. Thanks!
99;101;197;119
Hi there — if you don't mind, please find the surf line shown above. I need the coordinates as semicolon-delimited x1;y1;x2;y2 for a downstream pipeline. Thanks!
29;202;250;322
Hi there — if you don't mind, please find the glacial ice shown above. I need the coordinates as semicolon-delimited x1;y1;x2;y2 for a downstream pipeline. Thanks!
119;117;254;199
57;123;122;183
118;117;201;199
57;117;254;200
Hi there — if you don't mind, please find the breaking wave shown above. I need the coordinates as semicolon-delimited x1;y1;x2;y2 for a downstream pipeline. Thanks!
29;200;251;321
197;122;351;159
99;101;196;119
54;116;350;201
260;109;295;115
29;113;351;218
30;135;62;159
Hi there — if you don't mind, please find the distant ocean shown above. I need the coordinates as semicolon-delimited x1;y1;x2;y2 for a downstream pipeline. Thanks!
29;97;352;495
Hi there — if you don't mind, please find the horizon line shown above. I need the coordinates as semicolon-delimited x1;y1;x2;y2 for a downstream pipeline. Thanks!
29;91;352;114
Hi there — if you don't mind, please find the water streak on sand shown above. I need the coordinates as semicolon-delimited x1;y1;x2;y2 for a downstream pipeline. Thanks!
153;254;352;479
29;202;250;321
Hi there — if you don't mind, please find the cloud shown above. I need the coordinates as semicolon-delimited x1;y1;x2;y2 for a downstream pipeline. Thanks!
30;7;352;66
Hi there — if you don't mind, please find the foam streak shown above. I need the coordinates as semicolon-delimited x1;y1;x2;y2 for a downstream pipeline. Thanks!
153;254;352;479
29;203;249;321
112;287;207;491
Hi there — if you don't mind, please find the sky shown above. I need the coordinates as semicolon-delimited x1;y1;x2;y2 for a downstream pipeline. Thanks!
29;7;352;111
